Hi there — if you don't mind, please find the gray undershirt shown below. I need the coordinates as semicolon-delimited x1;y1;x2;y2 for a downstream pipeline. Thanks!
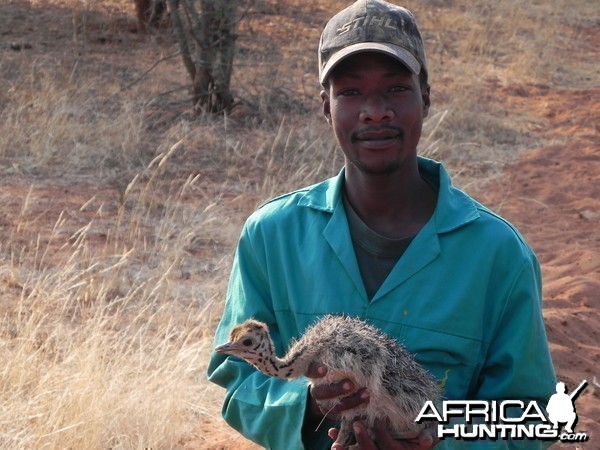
343;195;414;301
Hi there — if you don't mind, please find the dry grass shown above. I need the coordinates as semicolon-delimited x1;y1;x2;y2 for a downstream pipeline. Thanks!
0;62;147;175
0;0;595;448
0;154;227;448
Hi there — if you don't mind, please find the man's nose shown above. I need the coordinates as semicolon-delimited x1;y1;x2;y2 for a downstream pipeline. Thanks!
359;95;395;123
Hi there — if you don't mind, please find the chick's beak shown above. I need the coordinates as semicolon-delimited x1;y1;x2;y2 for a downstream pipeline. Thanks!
215;342;236;354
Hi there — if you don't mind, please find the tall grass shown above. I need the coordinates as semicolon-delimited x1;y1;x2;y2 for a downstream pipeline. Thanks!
0;59;149;176
0;142;234;448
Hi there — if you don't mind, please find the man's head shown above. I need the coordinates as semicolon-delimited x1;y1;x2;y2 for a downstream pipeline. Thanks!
318;1;431;177
318;0;427;88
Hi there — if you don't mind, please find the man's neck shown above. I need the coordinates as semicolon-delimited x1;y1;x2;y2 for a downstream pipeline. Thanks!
343;163;437;239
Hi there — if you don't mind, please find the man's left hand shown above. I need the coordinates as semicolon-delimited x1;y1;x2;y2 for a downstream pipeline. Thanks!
329;419;437;450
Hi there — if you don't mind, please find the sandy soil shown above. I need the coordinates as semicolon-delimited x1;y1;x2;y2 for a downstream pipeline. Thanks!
476;84;600;447
1;0;598;449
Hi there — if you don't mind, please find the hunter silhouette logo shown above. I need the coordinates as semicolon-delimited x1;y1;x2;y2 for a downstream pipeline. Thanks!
415;379;590;443
546;380;588;441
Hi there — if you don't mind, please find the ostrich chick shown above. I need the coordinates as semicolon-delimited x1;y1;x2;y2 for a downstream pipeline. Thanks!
215;315;440;447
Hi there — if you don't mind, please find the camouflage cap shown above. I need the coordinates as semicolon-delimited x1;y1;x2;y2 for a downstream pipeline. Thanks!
318;0;427;85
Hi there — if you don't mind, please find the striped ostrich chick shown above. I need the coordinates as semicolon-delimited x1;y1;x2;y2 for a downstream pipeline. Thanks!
215;315;440;447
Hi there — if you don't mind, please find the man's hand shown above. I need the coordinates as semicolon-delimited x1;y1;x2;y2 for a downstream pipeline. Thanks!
328;420;437;450
305;363;370;423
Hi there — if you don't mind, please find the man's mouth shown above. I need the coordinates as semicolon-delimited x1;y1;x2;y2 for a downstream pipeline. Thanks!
352;127;403;147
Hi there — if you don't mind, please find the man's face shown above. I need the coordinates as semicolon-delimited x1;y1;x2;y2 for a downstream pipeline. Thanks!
321;52;430;176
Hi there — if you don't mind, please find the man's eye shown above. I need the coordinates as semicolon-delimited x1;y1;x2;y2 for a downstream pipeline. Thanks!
390;85;409;93
338;89;360;97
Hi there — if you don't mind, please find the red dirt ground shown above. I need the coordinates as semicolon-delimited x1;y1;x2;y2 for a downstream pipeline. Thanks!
477;84;600;448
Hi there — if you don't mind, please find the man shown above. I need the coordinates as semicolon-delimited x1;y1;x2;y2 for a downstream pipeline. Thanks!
208;1;556;449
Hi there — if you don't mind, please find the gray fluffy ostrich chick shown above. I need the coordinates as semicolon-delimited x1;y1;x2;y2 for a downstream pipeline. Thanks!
215;315;440;447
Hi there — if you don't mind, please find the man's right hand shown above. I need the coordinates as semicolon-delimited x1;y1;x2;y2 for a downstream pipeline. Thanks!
305;363;370;422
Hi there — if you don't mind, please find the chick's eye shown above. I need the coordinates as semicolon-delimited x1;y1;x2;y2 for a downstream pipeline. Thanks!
242;339;253;347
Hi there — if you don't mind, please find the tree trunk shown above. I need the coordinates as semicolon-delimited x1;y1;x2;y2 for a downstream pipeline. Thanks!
168;0;237;114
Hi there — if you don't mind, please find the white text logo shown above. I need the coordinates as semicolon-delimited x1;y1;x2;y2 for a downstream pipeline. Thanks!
415;380;589;443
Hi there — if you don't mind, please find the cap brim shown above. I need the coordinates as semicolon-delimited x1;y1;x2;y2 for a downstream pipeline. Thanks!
320;42;421;85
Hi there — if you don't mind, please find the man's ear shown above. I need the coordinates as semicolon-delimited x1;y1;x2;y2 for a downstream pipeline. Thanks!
320;89;332;124
422;84;431;118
